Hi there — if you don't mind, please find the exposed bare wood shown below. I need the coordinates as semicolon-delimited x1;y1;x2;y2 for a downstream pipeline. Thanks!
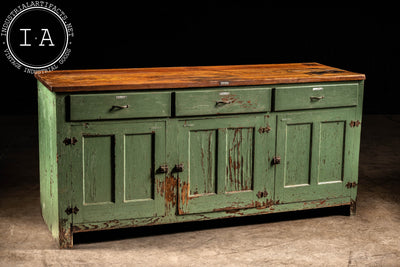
35;63;365;92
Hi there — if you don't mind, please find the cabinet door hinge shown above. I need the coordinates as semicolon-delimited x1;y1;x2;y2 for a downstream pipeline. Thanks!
63;137;78;145
349;120;361;127
65;206;79;215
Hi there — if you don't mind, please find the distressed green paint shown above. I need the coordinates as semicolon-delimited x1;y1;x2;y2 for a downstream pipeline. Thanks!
175;87;271;116
189;130;217;195
319;121;345;183
274;82;358;111
177;116;273;215
284;123;312;186
72;196;351;233
37;81;363;248
70;92;171;121
38;82;59;239
83;135;115;204
275;108;356;203
226;127;254;192
70;121;166;224
125;133;154;201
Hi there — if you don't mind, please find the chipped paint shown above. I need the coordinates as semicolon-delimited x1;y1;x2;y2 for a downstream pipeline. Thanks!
158;175;177;212
59;219;73;248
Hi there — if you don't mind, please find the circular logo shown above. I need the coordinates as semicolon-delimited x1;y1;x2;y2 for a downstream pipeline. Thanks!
1;2;73;74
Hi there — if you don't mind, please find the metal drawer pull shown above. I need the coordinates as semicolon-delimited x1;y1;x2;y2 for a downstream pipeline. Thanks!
111;105;129;109
216;99;232;105
310;96;324;100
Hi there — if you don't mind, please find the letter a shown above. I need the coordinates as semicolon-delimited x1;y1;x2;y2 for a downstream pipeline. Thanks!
39;29;55;46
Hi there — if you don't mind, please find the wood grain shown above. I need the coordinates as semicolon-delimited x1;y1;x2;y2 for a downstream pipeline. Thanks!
35;63;365;92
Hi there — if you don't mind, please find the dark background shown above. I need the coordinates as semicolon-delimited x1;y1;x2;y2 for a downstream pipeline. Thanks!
0;4;398;115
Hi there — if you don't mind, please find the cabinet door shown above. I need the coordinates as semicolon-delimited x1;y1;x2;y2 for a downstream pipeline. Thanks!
177;115;275;215
70;121;166;224
275;109;357;203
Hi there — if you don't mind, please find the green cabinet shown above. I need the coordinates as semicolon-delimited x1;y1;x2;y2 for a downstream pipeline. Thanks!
36;63;365;248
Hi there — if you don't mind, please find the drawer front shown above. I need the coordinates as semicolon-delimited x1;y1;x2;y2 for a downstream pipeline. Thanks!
175;87;271;116
274;83;358;111
70;92;171;121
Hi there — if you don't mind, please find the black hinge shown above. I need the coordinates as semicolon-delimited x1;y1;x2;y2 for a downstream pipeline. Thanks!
63;137;78;145
346;182;358;188
65;206;79;215
258;126;271;134
349;120;361;128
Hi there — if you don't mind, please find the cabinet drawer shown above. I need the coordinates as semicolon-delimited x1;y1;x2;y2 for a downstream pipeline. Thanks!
70;92;171;121
175;87;271;116
274;83;358;111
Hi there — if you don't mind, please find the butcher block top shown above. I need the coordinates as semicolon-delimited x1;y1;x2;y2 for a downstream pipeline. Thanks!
35;62;365;93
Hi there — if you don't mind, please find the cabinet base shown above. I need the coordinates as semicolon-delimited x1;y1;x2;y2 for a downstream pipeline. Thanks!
59;226;73;249
59;198;352;248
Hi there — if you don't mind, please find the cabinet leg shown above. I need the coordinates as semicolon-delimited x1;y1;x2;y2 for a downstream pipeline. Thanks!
59;226;73;248
349;199;357;216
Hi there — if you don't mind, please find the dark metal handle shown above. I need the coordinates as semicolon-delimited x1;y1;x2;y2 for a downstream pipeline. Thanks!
310;96;324;100
157;165;169;174
216;100;232;105
272;156;281;165
112;105;129;109
174;164;184;172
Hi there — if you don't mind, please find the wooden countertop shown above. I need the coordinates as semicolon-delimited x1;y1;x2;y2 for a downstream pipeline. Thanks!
35;63;365;92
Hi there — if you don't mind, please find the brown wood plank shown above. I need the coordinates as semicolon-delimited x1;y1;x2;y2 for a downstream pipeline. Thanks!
34;63;366;92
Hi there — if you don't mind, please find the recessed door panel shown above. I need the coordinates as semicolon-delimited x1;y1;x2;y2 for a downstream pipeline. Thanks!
226;128;254;192
189;130;218;196
124;133;154;201
284;123;312;187
83;135;115;205
319;121;345;183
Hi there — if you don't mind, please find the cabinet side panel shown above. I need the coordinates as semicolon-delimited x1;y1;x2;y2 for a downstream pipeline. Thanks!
38;82;59;238
350;80;365;204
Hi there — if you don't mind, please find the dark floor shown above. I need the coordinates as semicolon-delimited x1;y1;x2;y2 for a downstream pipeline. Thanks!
0;115;399;266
